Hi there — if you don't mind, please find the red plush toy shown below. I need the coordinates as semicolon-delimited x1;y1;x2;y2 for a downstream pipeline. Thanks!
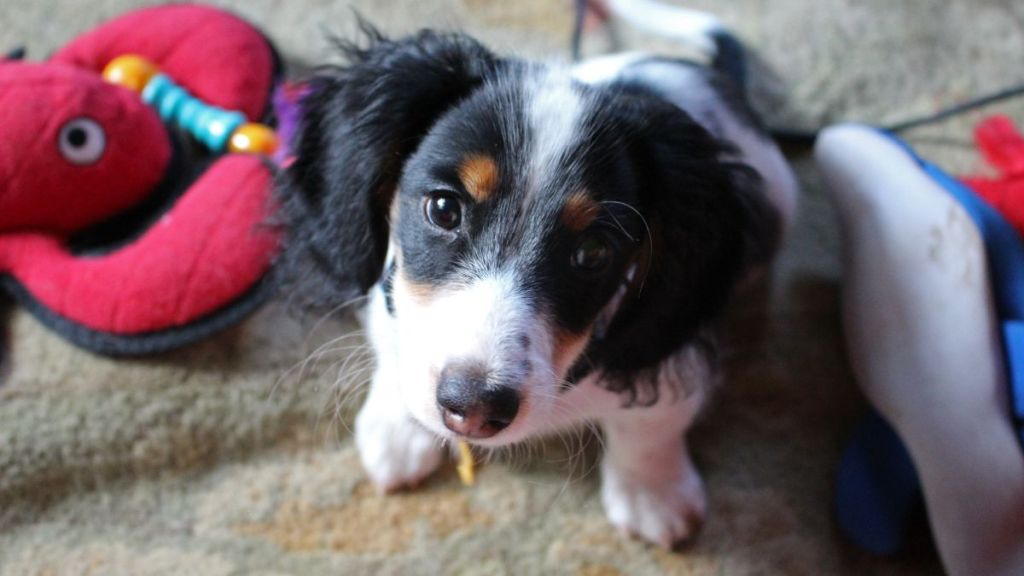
0;4;282;355
963;115;1024;238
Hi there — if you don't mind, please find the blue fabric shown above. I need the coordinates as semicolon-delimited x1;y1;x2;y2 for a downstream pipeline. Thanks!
835;129;1024;556
1002;322;1024;447
835;413;921;555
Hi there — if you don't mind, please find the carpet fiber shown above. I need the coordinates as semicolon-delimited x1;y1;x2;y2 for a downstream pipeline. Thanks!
2;1;1024;574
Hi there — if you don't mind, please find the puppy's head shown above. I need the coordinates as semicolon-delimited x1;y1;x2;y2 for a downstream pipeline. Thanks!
282;28;778;445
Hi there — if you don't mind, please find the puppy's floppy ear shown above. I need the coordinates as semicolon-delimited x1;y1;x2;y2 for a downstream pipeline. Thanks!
278;26;500;307
590;92;780;401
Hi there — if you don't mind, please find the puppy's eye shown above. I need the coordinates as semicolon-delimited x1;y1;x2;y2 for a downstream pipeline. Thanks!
572;234;612;271
425;191;462;230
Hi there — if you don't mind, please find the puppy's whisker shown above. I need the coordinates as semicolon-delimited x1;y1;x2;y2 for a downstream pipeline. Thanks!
600;200;654;294
315;341;372;394
332;361;374;409
327;354;377;435
314;347;375;439
278;295;370;397
597;210;635;242
302;332;368;376
306;331;369;365
270;329;369;403
317;373;362;440
522;367;604;490
302;296;368;339
327;345;375;374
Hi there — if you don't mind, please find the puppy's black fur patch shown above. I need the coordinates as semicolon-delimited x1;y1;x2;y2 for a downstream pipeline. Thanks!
573;84;777;403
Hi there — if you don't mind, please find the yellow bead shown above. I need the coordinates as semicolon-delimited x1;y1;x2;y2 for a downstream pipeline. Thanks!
228;123;279;155
102;54;160;93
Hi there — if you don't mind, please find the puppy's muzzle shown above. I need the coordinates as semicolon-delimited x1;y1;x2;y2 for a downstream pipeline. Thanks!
436;364;520;439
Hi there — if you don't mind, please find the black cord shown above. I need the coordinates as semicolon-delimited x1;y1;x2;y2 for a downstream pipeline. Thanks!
771;82;1024;147
569;0;1024;146
885;83;1024;134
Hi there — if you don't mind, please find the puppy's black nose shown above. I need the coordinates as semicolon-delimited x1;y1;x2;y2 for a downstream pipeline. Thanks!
437;366;520;439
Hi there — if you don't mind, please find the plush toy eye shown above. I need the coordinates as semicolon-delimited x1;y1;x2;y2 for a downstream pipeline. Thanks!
425;191;462;230
58;117;106;165
572;234;612;271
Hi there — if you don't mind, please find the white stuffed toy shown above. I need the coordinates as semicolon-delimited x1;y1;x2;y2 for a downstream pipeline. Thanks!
816;124;1024;576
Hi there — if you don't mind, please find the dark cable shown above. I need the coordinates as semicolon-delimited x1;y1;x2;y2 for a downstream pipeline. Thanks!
771;82;1024;147
884;82;1024;133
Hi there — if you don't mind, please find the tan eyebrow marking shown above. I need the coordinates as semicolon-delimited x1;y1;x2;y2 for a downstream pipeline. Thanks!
397;273;436;306
458;154;499;201
392;254;435;306
553;325;593;373
561;191;601;232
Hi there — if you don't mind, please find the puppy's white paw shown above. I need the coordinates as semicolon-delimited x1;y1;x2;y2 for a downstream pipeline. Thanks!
600;459;707;549
355;406;444;493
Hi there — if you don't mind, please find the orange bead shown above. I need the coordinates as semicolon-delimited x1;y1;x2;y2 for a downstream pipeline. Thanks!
102;54;160;93
228;123;279;155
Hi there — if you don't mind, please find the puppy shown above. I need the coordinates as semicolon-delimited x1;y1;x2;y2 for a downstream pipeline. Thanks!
279;19;797;548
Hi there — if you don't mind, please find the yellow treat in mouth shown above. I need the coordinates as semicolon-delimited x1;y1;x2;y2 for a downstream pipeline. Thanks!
456;440;475;486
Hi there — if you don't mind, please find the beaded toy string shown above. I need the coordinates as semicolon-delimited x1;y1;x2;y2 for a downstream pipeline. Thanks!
102;54;279;155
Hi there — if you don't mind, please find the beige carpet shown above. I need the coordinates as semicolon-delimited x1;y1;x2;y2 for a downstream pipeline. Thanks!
3;0;1024;574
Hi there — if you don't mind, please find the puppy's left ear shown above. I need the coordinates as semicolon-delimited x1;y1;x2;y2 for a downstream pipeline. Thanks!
278;27;500;307
592;94;780;393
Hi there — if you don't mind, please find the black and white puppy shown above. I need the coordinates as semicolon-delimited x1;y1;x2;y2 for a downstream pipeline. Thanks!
280;21;797;548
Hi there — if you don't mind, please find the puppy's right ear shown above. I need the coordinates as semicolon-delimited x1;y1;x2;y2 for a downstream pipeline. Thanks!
278;27;499;307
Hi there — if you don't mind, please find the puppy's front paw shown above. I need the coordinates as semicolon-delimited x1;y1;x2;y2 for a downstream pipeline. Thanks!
600;459;707;549
355;406;444;493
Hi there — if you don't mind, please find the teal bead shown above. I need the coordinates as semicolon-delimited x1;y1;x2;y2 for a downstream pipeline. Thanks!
178;97;205;133
140;74;172;109
157;83;187;121
201;110;243;151
139;73;246;153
